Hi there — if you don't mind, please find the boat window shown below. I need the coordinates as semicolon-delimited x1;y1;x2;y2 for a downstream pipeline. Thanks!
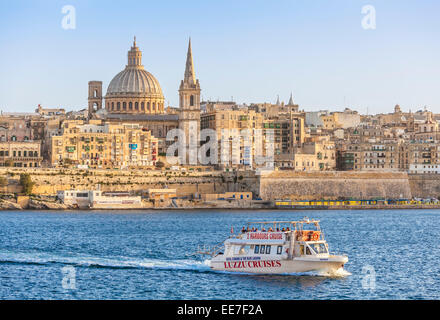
260;245;265;254
312;243;328;254
300;245;304;255
239;245;250;255
254;245;259;254
266;245;271;254
306;246;312;255
277;245;282;254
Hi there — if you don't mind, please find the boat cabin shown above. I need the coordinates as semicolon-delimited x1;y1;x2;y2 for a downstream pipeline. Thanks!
223;219;329;260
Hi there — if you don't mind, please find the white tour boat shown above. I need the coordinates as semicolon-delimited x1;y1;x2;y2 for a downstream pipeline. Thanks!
195;218;348;274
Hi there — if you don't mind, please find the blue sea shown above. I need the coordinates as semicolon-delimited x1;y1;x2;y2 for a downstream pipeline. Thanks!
0;209;439;300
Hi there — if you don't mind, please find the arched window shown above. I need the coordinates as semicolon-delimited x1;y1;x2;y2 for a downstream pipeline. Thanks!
129;102;133;110
147;102;150;111
153;102;156;111
135;102;138;110
94;90;98;98
123;102;126;110
111;102;114;110
11;135;17;141
190;95;194;106
117;102;120;111
141;102;144;111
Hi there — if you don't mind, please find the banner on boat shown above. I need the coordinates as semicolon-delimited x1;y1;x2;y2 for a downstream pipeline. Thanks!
247;232;284;240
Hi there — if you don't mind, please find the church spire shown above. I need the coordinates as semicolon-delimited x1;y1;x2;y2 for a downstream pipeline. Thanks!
288;92;294;105
184;38;196;86
276;95;280;105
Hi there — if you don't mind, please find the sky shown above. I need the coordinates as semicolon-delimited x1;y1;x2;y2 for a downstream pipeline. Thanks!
0;0;439;114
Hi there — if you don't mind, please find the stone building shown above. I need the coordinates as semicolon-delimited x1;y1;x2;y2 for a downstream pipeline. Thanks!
0;141;42;167
50;120;158;168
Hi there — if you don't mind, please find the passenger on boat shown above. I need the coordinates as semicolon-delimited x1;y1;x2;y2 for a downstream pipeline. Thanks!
276;228;280;232
262;227;266;232
246;227;250;232
281;227;286;232
241;227;246;233
268;227;273;232
286;227;290;232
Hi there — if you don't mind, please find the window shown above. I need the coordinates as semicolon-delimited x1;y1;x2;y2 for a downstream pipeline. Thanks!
277;245;282;254
259;245;265;254
306;246;312;255
312;243;328;254
190;95;194;106
265;245;271;254
76;192;89;198
254;245;259;254
239;245;250;255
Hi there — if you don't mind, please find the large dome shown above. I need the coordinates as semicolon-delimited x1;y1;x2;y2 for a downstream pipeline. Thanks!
106;68;163;98
104;38;165;114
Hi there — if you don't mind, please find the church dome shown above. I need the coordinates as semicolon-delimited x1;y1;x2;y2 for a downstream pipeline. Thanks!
104;38;165;114
106;68;163;98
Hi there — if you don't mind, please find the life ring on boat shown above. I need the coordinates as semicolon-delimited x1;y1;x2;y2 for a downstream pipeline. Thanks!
312;233;319;241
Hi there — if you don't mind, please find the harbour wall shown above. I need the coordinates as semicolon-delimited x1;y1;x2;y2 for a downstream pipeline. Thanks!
258;171;414;200
1;168;439;201
0;168;228;197
408;174;440;199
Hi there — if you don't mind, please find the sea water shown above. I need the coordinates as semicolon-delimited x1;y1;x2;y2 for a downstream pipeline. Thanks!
0;209;439;299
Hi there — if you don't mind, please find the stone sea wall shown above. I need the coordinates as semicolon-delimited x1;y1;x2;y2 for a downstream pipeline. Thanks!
408;174;440;199
0;168;228;197
259;171;413;200
2;168;439;201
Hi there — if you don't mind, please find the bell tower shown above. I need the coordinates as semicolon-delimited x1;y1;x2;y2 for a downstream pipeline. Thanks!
88;81;103;117
179;38;201;165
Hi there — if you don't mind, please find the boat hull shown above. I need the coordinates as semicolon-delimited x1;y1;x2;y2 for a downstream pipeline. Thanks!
210;255;348;274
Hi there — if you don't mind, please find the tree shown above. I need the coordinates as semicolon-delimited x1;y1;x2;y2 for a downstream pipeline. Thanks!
155;161;165;168
19;173;35;195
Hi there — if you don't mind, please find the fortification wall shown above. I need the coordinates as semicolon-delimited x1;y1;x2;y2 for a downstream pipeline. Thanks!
4;168;439;201
408;174;440;199
259;171;412;200
0;168;228;197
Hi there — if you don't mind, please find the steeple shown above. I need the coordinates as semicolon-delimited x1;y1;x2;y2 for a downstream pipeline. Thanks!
276;95;280;105
288;93;294;106
184;38;196;86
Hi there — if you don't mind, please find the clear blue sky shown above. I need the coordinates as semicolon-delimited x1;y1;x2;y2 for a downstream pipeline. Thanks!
0;0;439;114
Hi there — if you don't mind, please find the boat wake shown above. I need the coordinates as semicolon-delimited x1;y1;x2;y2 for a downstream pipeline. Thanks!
0;251;212;273
317;267;352;278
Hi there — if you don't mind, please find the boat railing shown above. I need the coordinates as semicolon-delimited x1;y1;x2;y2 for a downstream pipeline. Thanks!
188;239;228;257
